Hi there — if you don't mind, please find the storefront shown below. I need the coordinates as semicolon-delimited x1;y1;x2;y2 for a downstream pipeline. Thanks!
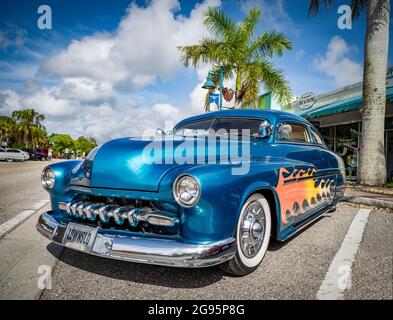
283;70;393;182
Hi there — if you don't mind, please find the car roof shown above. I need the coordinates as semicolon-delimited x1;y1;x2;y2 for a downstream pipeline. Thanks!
174;109;310;128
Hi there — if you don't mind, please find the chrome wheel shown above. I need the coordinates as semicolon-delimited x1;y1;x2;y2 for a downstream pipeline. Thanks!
220;193;271;276
239;201;265;258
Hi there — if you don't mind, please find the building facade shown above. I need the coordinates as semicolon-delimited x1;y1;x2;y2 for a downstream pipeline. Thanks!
283;69;393;182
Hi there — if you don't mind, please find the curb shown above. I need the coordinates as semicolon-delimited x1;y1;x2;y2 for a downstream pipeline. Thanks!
343;196;393;210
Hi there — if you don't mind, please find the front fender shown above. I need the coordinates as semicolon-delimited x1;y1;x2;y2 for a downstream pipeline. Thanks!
44;160;82;209
160;162;284;243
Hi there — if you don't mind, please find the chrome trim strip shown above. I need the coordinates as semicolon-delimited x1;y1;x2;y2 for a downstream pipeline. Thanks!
37;211;236;268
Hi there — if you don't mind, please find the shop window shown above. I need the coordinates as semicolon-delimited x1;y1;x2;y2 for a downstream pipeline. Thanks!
319;127;334;151
336;123;360;181
385;117;393;130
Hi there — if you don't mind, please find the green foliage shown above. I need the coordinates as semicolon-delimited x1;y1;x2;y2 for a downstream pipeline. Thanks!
0;116;15;146
1;109;98;157
49;134;97;157
178;7;293;109
11;108;47;148
50;134;75;155
75;136;98;156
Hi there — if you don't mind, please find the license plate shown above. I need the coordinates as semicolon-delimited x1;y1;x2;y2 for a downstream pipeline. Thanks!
62;223;98;253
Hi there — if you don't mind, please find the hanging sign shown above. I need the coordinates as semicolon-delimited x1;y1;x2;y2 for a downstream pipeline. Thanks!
209;93;220;111
298;92;316;110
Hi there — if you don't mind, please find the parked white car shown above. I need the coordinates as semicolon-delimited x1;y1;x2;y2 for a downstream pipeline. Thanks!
0;148;30;162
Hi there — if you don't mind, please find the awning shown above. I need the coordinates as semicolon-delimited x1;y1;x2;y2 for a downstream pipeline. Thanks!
299;86;393;119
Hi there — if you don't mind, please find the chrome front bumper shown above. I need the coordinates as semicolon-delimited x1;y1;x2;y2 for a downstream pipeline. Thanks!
36;211;236;268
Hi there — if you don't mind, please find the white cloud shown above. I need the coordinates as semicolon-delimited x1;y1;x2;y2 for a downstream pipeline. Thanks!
313;36;363;87
239;0;298;35
56;78;114;103
0;61;39;80
0;87;182;143
24;87;78;118
41;0;220;91
0;24;27;49
0;89;21;115
0;0;224;143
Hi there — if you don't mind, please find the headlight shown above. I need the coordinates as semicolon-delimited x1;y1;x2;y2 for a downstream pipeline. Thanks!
173;175;200;207
41;167;55;190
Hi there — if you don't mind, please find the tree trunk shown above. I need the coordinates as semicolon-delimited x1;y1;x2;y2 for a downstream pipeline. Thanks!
358;0;390;186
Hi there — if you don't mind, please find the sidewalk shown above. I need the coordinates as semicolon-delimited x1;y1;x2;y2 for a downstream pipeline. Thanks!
343;187;393;210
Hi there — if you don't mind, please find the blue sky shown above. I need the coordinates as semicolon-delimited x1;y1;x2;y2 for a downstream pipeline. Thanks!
0;0;392;142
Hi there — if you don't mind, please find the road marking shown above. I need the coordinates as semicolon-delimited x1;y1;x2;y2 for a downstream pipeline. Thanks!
0;164;46;171
316;208;371;300
0;199;50;239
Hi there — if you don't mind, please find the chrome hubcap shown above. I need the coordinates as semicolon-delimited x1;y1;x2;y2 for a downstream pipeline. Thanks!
240;201;265;258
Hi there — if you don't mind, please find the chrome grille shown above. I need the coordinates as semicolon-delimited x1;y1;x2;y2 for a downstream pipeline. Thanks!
58;201;178;228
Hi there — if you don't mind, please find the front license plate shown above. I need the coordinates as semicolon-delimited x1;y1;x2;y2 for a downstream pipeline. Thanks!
62;223;98;253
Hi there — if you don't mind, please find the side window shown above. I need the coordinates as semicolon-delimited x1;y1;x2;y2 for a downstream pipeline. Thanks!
0;148;4;153
278;123;310;142
310;128;325;145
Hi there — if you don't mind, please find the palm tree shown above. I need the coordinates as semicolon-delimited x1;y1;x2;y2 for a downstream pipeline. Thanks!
178;7;293;109
12;109;46;148
309;0;390;186
31;126;49;148
0;116;15;147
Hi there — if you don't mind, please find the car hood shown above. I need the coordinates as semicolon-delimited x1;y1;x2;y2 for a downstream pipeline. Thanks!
70;136;253;192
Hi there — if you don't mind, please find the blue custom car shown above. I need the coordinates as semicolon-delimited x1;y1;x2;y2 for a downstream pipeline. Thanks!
37;110;345;276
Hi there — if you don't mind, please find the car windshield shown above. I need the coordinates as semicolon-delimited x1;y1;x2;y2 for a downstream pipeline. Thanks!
173;117;264;137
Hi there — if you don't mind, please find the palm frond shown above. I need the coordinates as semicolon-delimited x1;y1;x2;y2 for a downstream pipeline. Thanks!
204;7;237;40
249;31;292;58
248;61;293;105
178;38;224;68
351;0;368;18
308;0;336;16
178;6;293;112
239;8;260;42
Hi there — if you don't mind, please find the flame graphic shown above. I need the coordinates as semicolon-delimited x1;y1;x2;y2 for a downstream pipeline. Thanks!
275;167;335;225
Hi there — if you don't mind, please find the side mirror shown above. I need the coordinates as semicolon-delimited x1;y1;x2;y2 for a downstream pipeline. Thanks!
257;120;271;138
156;128;166;136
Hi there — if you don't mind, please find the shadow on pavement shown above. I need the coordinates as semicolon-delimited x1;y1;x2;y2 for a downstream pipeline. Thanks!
267;214;330;251
47;242;225;288
45;213;332;287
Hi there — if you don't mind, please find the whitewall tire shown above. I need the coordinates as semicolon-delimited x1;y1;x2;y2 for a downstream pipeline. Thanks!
220;193;271;276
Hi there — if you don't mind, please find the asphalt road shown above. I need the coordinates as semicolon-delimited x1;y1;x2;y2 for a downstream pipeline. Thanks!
0;161;391;299
0;161;49;224
41;203;393;300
